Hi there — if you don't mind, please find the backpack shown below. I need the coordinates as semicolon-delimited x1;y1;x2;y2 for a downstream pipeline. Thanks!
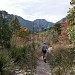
42;45;48;51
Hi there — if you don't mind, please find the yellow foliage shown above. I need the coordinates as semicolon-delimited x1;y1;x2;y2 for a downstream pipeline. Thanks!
20;27;28;32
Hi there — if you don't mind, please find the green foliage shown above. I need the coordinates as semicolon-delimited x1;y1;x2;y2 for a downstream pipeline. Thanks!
50;29;59;44
35;41;41;48
48;48;69;67
70;70;75;75
10;44;36;68
67;0;75;26
70;0;75;5
0;52;10;72
10;16;21;47
69;47;75;65
67;6;75;26
66;0;75;46
11;16;20;34
0;15;12;48
52;67;64;75
10;47;23;62
67;26;75;46
54;23;61;35
47;47;75;75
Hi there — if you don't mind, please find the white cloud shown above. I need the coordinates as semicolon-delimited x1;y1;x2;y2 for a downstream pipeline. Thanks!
0;0;71;22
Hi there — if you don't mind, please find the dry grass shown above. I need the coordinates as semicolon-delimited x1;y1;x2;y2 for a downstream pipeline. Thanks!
52;43;73;51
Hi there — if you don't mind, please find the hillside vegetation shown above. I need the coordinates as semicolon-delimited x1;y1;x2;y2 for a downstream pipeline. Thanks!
0;0;75;74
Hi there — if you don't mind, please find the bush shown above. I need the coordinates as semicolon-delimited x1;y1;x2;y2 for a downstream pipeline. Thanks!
47;45;74;75
0;52;9;72
10;44;37;69
52;66;64;75
10;47;23;62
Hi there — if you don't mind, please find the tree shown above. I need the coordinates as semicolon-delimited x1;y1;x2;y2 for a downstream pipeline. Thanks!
67;26;75;46
67;6;75;26
70;0;75;5
0;14;12;48
10;16;21;47
11;16;20;34
66;0;75;46
66;1;75;74
67;0;75;26
54;23;61;35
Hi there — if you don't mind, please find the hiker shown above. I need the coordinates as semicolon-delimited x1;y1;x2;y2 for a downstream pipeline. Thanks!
42;42;48;63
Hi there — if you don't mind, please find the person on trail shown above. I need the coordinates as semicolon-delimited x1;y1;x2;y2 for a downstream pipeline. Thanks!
42;42;48;63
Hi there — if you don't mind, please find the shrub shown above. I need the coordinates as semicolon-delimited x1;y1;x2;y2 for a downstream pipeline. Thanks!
10;44;37;69
10;47;23;62
47;45;74;75
0;52;9;72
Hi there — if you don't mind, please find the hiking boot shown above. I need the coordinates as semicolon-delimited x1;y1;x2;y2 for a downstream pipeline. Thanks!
43;57;46;63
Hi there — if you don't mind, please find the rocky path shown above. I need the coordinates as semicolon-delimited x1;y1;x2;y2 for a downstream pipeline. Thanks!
35;56;52;75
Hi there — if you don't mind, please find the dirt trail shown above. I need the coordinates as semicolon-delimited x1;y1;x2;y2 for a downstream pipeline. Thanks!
35;56;52;75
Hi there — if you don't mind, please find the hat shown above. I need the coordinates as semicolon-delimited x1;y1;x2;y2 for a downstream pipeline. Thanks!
43;42;46;44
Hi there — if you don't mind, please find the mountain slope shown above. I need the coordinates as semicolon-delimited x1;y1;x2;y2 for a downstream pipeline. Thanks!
16;16;34;32
57;18;66;24
33;19;54;31
0;10;54;32
16;16;54;32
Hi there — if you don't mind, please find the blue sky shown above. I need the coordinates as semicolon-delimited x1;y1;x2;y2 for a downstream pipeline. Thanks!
0;0;71;23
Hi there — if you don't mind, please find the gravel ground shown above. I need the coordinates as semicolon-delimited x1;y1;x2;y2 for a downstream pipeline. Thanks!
35;56;52;75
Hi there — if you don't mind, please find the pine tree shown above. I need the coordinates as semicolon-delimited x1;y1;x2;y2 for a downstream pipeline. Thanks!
11;16;20;34
10;16;21;47
0;14;12;48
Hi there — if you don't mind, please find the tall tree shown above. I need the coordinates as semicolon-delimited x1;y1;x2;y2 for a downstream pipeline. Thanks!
67;6;75;26
10;16;21;47
0;13;12;48
54;23;61;35
11;16;20;34
66;0;75;46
